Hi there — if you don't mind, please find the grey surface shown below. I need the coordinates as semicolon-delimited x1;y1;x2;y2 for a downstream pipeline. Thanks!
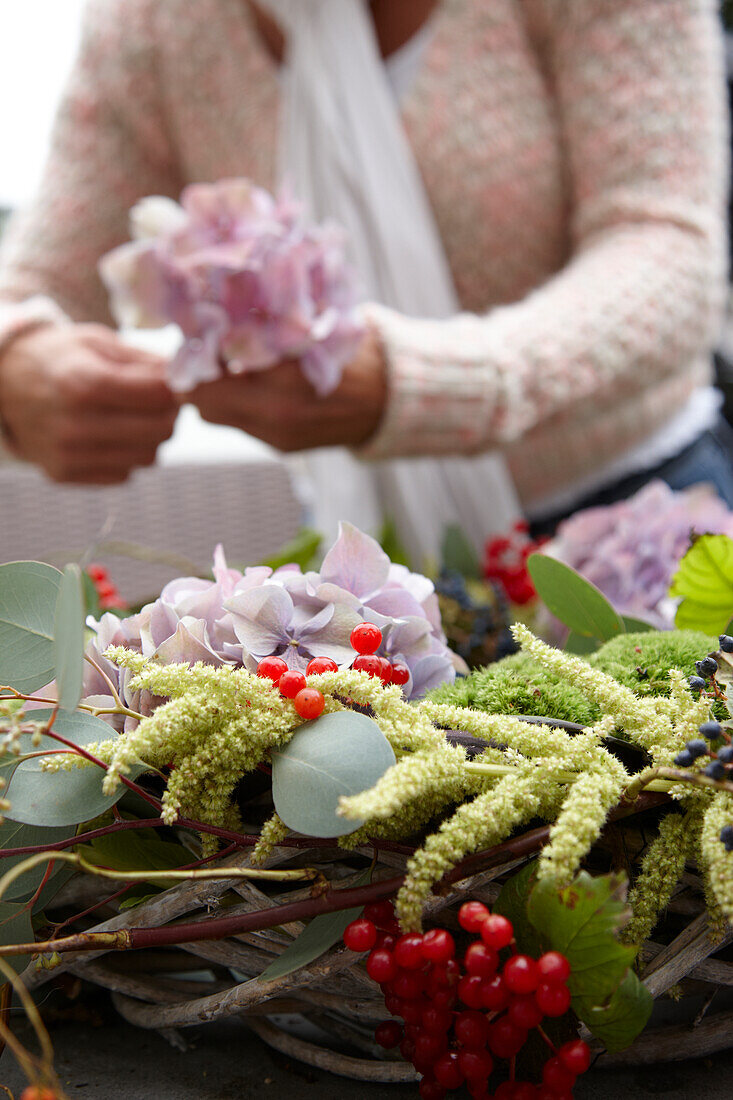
2;1012;733;1100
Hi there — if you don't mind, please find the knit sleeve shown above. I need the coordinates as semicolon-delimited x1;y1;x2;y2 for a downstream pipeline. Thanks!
0;0;180;324
360;0;729;460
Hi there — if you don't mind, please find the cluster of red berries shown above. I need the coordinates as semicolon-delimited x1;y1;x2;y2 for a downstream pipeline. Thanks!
256;623;411;719
87;563;126;611
343;899;590;1099
483;522;546;607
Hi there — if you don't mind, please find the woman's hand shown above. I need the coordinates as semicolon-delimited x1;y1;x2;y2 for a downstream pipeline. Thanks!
0;323;178;483
189;328;388;451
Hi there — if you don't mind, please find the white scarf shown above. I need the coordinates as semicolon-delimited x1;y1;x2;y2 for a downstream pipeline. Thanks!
261;0;519;566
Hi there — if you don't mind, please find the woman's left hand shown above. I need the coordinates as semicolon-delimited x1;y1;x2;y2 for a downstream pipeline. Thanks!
188;328;387;451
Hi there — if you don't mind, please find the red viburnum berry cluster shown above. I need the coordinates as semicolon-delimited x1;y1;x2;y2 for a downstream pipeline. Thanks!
256;624;411;719
483;521;547;607
87;563;127;611
343;900;591;1099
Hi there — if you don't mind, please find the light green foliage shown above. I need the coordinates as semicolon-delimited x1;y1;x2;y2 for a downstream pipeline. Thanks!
590;630;718;700
622;811;691;945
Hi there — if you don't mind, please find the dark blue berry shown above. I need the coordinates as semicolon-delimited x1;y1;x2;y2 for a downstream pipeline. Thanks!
685;739;709;760
719;635;733;653
720;825;733;851
704;760;727;781
718;745;733;764
699;721;723;741
688;676;706;693
697;656;719;678
674;750;694;768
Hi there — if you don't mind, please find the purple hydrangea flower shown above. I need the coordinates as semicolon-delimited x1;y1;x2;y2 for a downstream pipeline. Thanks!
100;179;364;395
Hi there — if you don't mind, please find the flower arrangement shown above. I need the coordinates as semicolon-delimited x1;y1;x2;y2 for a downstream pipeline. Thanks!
2;529;733;1098
99;179;364;394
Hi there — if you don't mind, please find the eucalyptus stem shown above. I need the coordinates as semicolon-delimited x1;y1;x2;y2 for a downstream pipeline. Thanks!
623;766;733;802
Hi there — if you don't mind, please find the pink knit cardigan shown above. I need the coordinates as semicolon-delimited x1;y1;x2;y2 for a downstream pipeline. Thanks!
0;0;728;508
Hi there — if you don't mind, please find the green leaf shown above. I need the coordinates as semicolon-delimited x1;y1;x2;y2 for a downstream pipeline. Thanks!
54;564;85;711
579;970;652;1053
378;519;411;568
494;861;541;956
527;871;650;1050
4;709;143;827
0;900;34;975
564;631;601;656
261;528;322;572
0;820;74;901
621;616;656;634
527;554;624;641
81;826;190;889
272;711;396;838
0;561;62;693
259;867;372;982
441;525;481;580
670;534;733;634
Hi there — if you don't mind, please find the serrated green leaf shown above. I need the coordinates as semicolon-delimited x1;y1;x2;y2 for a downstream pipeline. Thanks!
54;564;85;711
0;820;74;901
0;561;62;693
4;709;144;827
494;861;542;956
670;534;733;634
271;711;396;838
441;525;481;580
527;555;624;641
259;867;372;982
578;970;652;1053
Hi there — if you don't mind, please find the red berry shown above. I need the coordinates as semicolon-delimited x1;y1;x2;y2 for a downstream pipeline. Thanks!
542;1056;576;1094
394;933;425;970
537;952;571;986
376;656;393;684
454;1009;489;1048
419;1077;447;1100
426;959;460;993
278;669;307;698
405;1023;422;1042
393;970;424;1000
480;973;510;1012
458;901;489;932
374;1020;403;1049
87;563;108;582
401;1000;424;1025
350;623;383;654
352;654;383;677
512;1086;539;1100
458;1047;493;1083
480;913;514;950
293;687;325;720
503;955;539;995
377;932;398;952
421;1005;453;1035
384;993;402;1016
366;948;396;983
488;1017;527;1059
431;986;458;1012
467;1082;491;1100
256;656;288;682
414;1030;448;1067
391;662;410;686
421;929;455;964
363;899;396;928
457;974;485;1009
535;982;571;1017
343;918;377;953
305;656;339;675
508;993;544;1030
464;942;499;978
558;1039;591;1075
400;1037;416;1063
433;1051;464;1090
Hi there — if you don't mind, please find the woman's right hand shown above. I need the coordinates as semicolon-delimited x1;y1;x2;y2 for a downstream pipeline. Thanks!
0;323;178;484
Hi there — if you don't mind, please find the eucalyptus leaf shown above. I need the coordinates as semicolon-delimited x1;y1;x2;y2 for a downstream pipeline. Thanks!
259;867;372;982
5;709;143;827
441;525;481;580
621;616;655;634
670;534;733;634
0;561;62;693
54;564;85;711
0;900;34;975
272;711;396;838
0;820;74;901
563;631;601;656
527;554;624;641
81;826;190;889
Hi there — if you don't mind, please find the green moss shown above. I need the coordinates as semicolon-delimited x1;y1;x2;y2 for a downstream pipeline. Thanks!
430;629;720;725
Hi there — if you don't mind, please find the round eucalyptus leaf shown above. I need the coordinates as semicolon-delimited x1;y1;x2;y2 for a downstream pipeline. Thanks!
5;708;142;827
0;561;62;693
0;819;74;901
272;711;396;838
54;563;85;711
527;553;624;641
